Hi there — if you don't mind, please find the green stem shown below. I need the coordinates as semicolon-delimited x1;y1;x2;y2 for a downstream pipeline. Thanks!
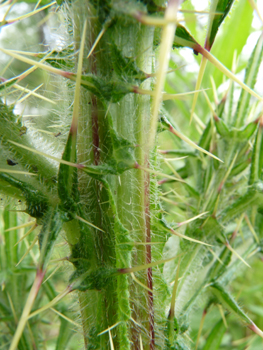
67;1;156;348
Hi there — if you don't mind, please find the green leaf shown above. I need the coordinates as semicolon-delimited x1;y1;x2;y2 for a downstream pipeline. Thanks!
199;120;213;150
0;173;49;219
180;0;198;41
219;184;263;224
233;33;263;128
108;42;147;83
215;116;257;141
55;318;74;350
70;266;117;291
110;130;137;173
88;0;111;24
58;131;79;214
204;0;253;89
229;158;251;177
159;150;195;157
80;74;134;102
58;22;85;214
41;46;75;70
249;123;263;185
214;115;229;137
0;100;57;181
202;319;227;350
0;78;19;92
82;134;136;179
82;114;136;179
232;121;258;141
38;207;64;270
210;282;252;324
173;24;199;52
207;245;232;282
205;0;235;50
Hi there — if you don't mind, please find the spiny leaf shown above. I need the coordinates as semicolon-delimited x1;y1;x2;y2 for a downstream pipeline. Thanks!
171;25;263;106
16;236;38;267
249;121;263;185
38;207;64;270
205;0;235;51
148;0;180;150
1;1;56;26
57;133;79;213
159;150;195;157
202;318;227;350
7;140;85;175
190;56;208;122
82;111;136;179
0;47;75;81
110;131;137;173
88;0;111;24
75;214;105;233
230;120;258;141
0;173;49;219
15;222;37;246
108;42;147;83
171;229;212;247
233;33;263;128
173;24;199;51
210;282;252;324
200;48;263;103
219;184;263;224
190;0;235;119
69;266;117;291
80;74;133;102
207;248;227;279
229;158;251;177
160;114;223;162
205;0;253;88
225;242;250;268
199;119;213;150
0;77;19;92
8;269;47;350
214;115;229;137
0;100;57;178
40;46;75;70
58;20;86;212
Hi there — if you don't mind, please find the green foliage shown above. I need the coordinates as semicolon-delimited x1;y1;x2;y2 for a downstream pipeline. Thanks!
205;0;235;50
1;0;263;349
202;319;227;350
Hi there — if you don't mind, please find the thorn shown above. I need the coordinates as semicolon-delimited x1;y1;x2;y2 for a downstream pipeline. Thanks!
167;124;223;162
8;140;83;169
5;220;36;232
87;26;106;59
50;308;82;328
148;0;180;151
118;254;180;275
171;229;212;246
15;222;38;246
28;285;72;320
0;168;37;176
217;304;228;328
97;322;121;336
176;211;209;227
195;308;207;349
5;1;56;25
75;215;105;232
8;268;46;350
225;242;250;268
